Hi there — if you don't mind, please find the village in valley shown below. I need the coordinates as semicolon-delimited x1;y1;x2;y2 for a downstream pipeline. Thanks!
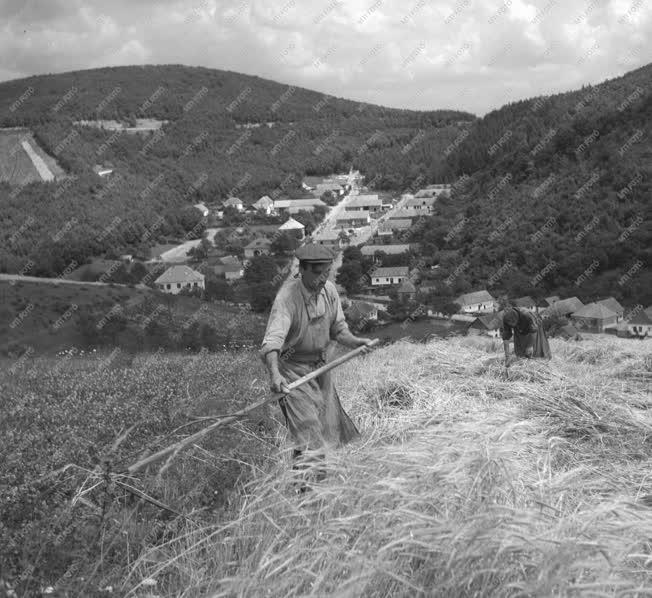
144;170;652;343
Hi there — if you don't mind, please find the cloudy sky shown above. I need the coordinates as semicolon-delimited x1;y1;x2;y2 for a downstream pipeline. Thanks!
1;0;650;115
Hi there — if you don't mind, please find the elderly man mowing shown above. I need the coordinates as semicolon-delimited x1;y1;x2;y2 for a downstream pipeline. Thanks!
260;245;374;482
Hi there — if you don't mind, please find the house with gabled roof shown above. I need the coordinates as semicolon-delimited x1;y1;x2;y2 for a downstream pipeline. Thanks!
346;300;378;326
274;198;326;214
371;266;409;286
337;212;370;229
211;255;241;277
193;203;209;217
345;194;382;213
314;229;348;250
571;302;618;332
397;279;416;301
315;181;344;197
253;195;274;215
388;209;422;222
224;197;244;211
155;265;205;294
415;184;450;198
596;297;624;321
468;313;502;338
279;217;305;240
543;297;584;319
224;262;244;282
455;290;497;314
404;196;437;213
379;220;412;236
627;309;652;338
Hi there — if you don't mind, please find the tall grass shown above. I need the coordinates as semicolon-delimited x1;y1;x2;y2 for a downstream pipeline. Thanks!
130;337;652;597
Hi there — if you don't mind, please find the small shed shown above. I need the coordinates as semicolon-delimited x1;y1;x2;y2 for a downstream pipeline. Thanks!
397;280;416;301
244;237;272;258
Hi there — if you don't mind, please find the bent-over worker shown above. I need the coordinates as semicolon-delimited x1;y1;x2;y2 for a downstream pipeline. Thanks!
260;244;375;469
501;305;551;364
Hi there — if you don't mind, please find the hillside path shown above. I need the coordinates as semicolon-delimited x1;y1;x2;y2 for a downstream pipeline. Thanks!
0;273;147;288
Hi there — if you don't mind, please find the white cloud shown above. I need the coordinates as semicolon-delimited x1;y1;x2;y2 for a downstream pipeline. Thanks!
0;0;650;115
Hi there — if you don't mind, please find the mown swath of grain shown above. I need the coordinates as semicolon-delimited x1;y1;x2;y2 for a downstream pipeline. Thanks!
129;336;651;597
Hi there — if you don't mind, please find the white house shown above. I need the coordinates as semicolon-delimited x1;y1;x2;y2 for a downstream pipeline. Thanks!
346;300;378;324
279;217;305;240
416;184;450;198
378;220;411;236
193;203;209;217
371;266;409;286
468;314;502;338
315;182;344;197
253;195;274;215
314;229;348;250
388;209;422;222
404;196;436;213
224;197;244;212
349;294;392;312
224;262;244;282
571;303;618;332
345;194;382;213
336;212;370;229
542;296;584;319
155;265;205;294
455;290;497;314
627;310;652;338
274;198;326;214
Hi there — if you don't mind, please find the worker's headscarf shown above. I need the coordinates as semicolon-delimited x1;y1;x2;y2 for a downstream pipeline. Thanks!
503;306;519;327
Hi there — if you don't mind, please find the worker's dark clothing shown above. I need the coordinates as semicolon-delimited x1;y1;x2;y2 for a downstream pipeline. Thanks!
501;309;551;359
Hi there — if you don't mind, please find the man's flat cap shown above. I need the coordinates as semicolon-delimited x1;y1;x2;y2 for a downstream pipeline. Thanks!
295;244;335;263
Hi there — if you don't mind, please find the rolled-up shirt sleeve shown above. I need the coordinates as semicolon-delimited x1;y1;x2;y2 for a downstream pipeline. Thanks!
329;288;350;339
260;294;293;358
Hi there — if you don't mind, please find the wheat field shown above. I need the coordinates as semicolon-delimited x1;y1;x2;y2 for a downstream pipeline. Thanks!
128;336;652;597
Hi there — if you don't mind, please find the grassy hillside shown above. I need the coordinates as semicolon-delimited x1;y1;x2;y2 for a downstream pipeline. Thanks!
0;279;267;356
415;63;652;305
2;336;650;595
0;65;473;276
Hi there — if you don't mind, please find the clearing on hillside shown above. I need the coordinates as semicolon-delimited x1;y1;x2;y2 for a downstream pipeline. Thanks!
73;118;169;133
0;128;66;184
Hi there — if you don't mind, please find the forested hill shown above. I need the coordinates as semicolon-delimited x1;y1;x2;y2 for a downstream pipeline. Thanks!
0;65;473;275
414;63;652;306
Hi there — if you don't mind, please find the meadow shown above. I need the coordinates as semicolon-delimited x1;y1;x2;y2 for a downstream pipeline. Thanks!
0;129;65;184
0;130;40;184
2;335;650;596
0;280;267;356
